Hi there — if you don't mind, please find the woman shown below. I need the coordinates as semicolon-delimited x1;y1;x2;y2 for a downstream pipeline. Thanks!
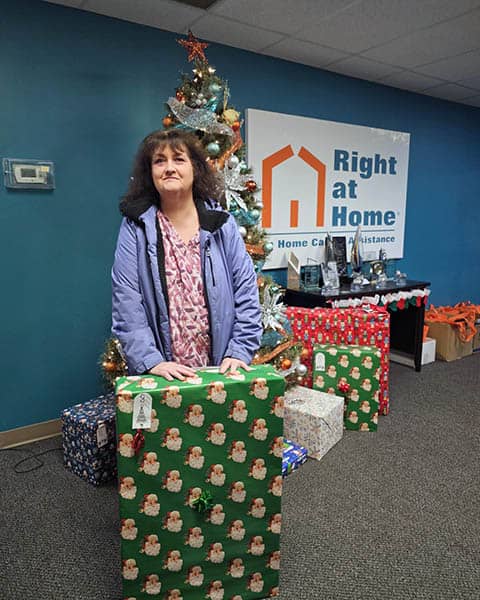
112;129;262;381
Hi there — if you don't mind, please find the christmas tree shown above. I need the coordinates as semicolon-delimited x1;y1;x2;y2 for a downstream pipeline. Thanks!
102;32;306;389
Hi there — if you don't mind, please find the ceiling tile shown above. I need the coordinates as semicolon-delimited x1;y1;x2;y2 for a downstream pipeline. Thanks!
175;0;217;7
415;49;480;80
82;0;204;32
422;83;479;101
296;11;401;53
42;0;84;7
461;95;480;107
261;38;350;69
457;74;480;90
378;71;446;91
209;0;353;35
362;8;480;68
296;0;480;53
368;0;480;28
325;56;403;81
190;14;284;51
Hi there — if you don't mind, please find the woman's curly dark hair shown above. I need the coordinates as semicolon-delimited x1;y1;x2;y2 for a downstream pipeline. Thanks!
122;129;222;208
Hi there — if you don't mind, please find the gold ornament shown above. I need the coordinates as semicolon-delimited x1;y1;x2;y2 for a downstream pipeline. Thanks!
163;116;173;127
281;358;292;370
222;108;240;125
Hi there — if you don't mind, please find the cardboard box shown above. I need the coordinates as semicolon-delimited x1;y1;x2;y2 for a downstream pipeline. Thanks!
473;320;480;352
421;337;436;365
426;322;473;361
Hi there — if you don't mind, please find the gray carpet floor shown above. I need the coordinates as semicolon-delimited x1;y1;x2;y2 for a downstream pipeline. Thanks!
1;356;479;600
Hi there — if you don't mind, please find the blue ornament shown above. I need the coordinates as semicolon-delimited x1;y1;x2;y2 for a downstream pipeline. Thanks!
254;260;265;273
236;208;250;226
206;142;220;156
208;82;222;94
264;241;274;253
261;330;283;348
250;209;260;221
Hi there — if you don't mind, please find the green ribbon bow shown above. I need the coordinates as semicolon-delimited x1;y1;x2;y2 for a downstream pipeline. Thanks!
191;490;214;513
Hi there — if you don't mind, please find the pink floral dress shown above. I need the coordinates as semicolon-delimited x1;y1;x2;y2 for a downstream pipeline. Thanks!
157;210;210;367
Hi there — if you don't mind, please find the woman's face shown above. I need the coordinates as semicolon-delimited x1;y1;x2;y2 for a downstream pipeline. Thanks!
151;143;194;199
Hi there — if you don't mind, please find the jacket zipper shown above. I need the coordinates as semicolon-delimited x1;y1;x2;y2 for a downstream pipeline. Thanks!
203;237;214;364
205;240;216;286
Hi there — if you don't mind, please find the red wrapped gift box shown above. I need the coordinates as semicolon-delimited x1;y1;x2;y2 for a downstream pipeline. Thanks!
286;306;390;415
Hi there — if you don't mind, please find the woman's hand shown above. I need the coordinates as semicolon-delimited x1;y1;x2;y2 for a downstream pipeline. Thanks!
219;357;252;375
149;362;196;381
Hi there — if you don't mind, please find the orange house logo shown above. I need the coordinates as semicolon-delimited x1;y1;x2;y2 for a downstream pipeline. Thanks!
261;145;326;229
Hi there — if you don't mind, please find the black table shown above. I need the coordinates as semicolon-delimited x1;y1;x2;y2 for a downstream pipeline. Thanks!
284;279;431;372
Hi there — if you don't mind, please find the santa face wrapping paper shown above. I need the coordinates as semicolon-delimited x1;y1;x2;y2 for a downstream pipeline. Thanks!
115;365;285;600
312;344;380;432
62;394;116;485
284;386;344;460
286;306;390;415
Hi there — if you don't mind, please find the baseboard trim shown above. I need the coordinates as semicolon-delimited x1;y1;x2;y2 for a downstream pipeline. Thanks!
0;419;62;449
390;351;415;368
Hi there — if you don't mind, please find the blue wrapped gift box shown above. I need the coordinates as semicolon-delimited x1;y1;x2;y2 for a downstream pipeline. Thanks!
61;394;117;486
282;438;308;476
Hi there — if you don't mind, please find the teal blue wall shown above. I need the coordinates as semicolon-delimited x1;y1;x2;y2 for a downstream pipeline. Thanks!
2;0;479;431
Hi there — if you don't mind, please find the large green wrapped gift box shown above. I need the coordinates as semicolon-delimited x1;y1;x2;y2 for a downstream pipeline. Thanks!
115;365;285;600
312;344;380;432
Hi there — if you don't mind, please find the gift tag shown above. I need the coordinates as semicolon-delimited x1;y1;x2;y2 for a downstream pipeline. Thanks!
315;353;326;371
132;393;152;429
96;423;109;448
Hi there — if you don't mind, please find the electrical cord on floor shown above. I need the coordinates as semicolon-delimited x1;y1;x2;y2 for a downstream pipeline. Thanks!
0;446;62;473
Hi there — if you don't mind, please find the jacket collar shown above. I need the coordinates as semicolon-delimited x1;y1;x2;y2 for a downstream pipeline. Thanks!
120;196;229;233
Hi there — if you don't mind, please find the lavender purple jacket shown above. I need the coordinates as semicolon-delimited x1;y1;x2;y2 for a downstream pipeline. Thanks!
111;198;262;374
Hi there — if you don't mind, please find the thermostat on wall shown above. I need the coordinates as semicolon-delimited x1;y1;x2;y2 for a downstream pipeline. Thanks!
3;158;55;190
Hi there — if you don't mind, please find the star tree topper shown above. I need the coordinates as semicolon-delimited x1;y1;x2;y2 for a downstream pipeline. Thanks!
177;30;209;62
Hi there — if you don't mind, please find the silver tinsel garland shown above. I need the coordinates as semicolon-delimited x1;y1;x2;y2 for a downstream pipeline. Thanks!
220;162;252;211
167;97;234;138
261;285;286;332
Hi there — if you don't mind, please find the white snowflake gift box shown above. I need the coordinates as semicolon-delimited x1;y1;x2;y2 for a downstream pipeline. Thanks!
284;386;344;461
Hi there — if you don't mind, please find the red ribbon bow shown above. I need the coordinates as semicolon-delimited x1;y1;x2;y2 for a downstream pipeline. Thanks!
132;429;145;456
338;382;351;394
